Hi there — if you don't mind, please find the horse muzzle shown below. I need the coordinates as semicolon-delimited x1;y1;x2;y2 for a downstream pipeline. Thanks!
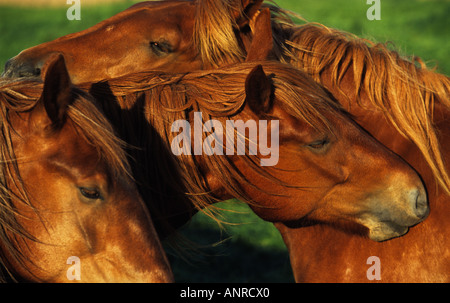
2;56;43;79
360;187;429;242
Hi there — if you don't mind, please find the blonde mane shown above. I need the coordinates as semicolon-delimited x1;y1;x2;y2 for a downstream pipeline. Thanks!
281;23;450;194
193;0;246;67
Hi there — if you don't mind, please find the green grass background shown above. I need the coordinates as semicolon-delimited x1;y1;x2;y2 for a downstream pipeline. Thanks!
0;0;448;282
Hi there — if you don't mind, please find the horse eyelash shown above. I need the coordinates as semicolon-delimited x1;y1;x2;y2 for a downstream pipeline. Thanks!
149;41;173;55
307;138;330;149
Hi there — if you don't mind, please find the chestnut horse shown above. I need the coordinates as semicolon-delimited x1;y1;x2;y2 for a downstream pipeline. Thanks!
77;60;428;248
272;23;450;283
0;55;173;282
2;0;235;83
1;0;279;84
2;0;447;281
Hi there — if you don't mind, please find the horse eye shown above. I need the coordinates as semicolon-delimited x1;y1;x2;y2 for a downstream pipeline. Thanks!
307;139;330;150
149;41;172;56
79;187;102;200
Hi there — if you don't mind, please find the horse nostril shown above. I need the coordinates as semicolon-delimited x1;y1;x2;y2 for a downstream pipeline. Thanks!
17;64;41;78
2;57;41;78
413;189;429;219
1;58;14;77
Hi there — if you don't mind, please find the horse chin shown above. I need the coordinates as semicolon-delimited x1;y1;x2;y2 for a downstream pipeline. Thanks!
365;221;410;242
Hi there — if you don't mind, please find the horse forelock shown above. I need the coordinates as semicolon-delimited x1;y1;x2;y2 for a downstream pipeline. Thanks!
0;81;41;282
283;22;450;194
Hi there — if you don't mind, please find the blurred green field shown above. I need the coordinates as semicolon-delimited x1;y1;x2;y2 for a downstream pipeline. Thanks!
0;0;448;282
277;0;450;75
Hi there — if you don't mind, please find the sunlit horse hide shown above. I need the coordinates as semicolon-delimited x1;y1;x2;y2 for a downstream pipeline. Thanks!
2;0;448;282
2;0;247;83
73;61;429;248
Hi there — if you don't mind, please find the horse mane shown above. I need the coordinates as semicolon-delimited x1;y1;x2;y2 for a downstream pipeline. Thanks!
0;79;131;282
92;61;340;126
192;0;303;67
270;21;450;195
219;2;450;194
85;61;343;226
193;0;246;67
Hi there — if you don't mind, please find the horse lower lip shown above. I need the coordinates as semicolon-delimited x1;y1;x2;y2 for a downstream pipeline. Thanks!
369;221;409;242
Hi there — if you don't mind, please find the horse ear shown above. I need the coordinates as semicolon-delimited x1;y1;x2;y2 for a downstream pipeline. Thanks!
245;8;273;61
38;53;73;128
233;0;264;29
245;65;273;114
